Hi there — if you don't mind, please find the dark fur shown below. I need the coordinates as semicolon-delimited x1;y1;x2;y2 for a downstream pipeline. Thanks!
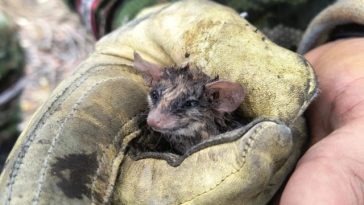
148;66;239;154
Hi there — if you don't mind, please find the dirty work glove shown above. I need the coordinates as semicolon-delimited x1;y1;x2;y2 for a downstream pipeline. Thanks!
0;0;316;204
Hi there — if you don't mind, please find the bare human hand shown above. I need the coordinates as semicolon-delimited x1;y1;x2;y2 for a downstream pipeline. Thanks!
279;38;364;204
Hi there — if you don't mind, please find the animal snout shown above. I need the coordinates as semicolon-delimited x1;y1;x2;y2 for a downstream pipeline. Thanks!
147;115;162;128
147;110;176;130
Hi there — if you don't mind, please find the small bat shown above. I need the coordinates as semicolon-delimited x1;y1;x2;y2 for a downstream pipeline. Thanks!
133;52;245;154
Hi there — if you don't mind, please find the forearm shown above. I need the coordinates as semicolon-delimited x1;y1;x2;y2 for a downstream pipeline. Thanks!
305;38;364;143
280;37;364;205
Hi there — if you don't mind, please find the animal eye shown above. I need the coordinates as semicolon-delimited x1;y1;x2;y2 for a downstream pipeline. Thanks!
183;100;199;108
150;90;160;102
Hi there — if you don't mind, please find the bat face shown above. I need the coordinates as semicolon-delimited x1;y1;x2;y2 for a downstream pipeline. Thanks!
133;52;245;147
146;66;218;138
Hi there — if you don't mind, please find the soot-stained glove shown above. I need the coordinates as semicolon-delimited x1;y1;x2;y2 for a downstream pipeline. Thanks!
0;0;317;204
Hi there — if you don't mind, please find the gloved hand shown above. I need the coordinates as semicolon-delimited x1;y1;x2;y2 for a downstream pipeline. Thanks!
0;0;316;204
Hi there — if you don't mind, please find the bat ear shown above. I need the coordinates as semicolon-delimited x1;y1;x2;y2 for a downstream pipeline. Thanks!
205;80;245;113
133;52;163;86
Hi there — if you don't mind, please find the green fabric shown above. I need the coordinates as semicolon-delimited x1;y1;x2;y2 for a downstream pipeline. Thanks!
228;0;334;50
216;0;334;30
221;0;334;50
112;0;167;29
0;12;24;81
0;10;24;172
63;0;76;11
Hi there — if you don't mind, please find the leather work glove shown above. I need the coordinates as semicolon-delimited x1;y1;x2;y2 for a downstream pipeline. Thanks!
0;0;317;204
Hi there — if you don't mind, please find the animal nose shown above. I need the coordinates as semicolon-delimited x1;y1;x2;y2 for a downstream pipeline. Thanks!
147;109;175;129
147;110;163;128
147;115;161;128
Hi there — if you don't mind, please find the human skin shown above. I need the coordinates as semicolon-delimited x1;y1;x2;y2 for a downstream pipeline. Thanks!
279;38;364;204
